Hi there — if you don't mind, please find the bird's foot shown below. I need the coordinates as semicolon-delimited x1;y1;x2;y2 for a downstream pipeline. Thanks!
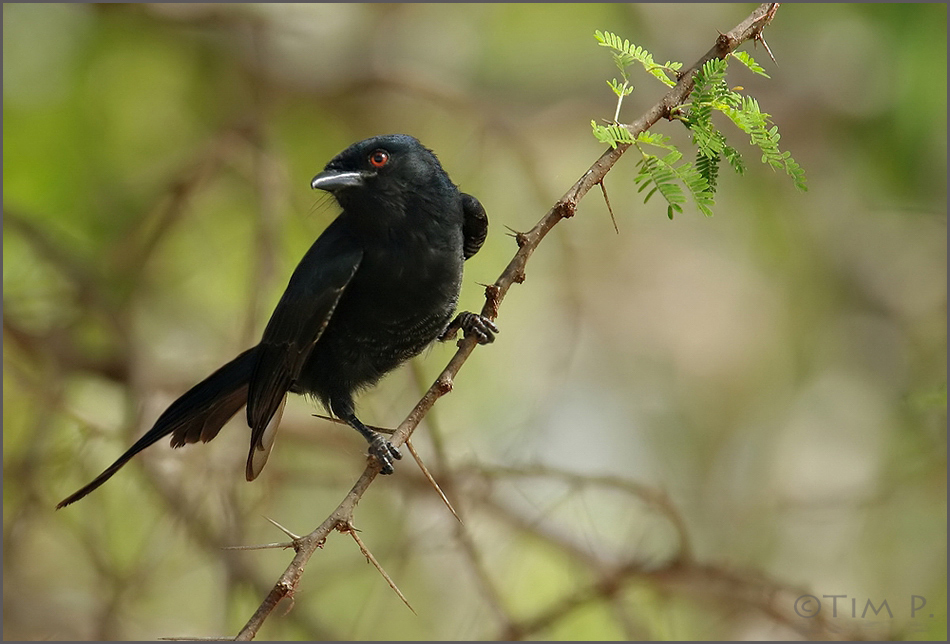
368;434;402;475
440;311;499;345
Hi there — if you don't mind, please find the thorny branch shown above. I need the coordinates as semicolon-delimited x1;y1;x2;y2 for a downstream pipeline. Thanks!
234;4;791;640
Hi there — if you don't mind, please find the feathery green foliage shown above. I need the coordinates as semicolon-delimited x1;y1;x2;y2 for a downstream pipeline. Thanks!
716;96;808;191
595;30;683;87
730;50;770;77
594;29;683;125
591;30;806;219
634;133;714;219
591;122;635;149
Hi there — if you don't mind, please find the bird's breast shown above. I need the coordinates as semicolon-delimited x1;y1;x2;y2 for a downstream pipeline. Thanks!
324;242;462;355
297;244;461;398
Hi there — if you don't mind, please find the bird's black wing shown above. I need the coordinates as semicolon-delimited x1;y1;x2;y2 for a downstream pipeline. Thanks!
246;221;362;455
461;193;488;259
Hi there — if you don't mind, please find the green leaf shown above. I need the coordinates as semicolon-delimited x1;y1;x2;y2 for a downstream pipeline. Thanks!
671;159;715;217
607;78;633;98
722;141;746;175
635;131;675;150
633;145;716;218
730;51;770;78
594;30;681;87
695;150;721;193
592;121;635;149
634;153;687;215
719;96;806;190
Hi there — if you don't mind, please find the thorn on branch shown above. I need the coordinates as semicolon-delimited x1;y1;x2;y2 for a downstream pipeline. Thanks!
406;439;462;523
756;32;778;65
312;413;393;434
504;225;530;248
221;541;296;551
598;180;620;234
343;522;416;614
160;636;238;641
264;515;302;542
716;32;733;52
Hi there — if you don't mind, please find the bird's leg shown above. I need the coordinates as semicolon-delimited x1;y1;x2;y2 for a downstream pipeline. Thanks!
439;311;499;345
342;412;402;475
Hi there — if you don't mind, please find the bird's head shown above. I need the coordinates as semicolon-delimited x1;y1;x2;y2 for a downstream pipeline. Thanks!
311;134;451;209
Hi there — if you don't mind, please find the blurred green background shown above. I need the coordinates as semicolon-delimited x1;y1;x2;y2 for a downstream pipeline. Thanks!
3;3;946;641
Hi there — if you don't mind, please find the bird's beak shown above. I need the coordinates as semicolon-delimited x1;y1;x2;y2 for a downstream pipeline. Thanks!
310;169;368;192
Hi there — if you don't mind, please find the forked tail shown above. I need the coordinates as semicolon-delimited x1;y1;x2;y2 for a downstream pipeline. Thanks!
56;347;258;508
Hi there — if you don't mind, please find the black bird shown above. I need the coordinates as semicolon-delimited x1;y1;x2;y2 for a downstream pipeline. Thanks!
58;134;497;508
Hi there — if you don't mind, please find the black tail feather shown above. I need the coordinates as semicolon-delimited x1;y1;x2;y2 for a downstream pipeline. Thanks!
57;348;258;509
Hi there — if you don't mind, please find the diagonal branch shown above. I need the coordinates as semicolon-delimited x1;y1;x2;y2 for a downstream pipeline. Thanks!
233;4;781;639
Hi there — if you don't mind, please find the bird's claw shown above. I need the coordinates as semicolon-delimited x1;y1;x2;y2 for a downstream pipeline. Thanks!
441;311;498;345
368;434;402;475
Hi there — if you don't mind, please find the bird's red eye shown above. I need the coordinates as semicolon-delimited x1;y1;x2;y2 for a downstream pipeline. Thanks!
369;149;390;168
